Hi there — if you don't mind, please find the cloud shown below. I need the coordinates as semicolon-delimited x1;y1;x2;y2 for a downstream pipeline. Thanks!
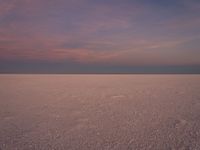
0;0;200;69
0;0;17;17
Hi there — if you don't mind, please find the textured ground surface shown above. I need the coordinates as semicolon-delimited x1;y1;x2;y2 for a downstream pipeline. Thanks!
0;75;200;150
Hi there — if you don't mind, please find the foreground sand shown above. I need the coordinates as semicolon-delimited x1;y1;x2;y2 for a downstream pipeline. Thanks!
0;75;200;150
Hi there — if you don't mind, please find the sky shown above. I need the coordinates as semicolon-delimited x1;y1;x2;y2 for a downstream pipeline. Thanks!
0;0;200;73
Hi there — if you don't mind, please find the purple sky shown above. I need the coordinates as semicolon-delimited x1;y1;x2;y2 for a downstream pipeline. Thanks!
0;0;200;73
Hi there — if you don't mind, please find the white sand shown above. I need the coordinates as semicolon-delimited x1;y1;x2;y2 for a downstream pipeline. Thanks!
0;75;200;150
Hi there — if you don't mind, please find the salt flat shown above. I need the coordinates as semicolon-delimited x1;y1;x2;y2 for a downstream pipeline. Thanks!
0;75;200;150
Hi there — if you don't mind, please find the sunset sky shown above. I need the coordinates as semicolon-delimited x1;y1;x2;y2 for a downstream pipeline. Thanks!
0;0;200;73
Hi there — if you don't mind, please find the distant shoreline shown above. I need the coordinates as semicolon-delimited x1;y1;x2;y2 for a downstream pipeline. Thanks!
0;73;200;75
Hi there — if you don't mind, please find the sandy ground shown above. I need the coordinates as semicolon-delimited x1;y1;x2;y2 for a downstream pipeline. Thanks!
0;75;200;150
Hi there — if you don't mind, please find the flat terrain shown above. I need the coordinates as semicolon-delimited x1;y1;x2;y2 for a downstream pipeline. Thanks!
0;75;200;150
